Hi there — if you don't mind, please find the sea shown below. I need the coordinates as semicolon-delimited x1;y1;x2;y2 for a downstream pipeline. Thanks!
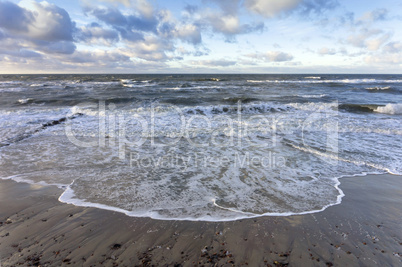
0;74;401;221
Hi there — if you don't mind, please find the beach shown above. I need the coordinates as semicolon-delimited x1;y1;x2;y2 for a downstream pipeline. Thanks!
1;174;401;266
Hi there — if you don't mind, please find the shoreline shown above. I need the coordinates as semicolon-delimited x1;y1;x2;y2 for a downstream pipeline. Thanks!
1;174;401;266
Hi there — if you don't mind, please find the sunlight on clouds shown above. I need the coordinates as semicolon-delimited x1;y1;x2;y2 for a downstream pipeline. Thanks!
0;0;401;73
244;0;302;17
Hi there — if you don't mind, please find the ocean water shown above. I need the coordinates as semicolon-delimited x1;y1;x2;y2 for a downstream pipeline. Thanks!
0;74;401;221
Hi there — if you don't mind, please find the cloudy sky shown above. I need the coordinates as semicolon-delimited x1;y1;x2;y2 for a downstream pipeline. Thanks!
0;0;401;73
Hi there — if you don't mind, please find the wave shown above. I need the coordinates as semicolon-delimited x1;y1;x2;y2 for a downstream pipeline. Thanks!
193;78;221;82
304;76;321;79
17;98;34;104
120;79;153;88
338;104;378;113
299;94;327;99
338;103;402;115
374;103;402;115
247;79;402;84
366;86;391;90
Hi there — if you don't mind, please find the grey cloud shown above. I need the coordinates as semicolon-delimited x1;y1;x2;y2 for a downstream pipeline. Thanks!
297;0;339;17
78;24;120;44
88;6;127;26
184;4;198;14
18;49;42;58
29;1;75;42
66;50;131;64
383;42;402;53
39;41;77;55
85;6;158;41
0;1;77;56
0;47;42;58
0;1;34;32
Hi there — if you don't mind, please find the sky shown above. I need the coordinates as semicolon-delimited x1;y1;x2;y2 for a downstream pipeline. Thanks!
0;0;401;74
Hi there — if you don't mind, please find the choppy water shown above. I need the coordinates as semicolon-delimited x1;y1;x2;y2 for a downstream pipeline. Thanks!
0;74;401;221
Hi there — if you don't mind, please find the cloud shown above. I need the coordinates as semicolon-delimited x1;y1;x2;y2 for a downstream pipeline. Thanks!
28;1;75;42
85;6;158;39
317;47;337;55
244;0;302;18
297;0;339;17
98;0;154;17
206;0;241;15
246;51;294;62
157;10;202;45
77;23;119;45
171;24;202;44
202;12;264;38
383;41;402;53
347;29;391;51
120;36;174;61
364;53;402;65
0;1;77;55
0;47;42;58
64;49;131;65
0;1;74;42
191;59;237;67
0;1;34;32
99;0;131;6
359;8;388;23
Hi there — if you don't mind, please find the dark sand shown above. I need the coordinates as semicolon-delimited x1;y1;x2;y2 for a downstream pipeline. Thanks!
0;174;401;266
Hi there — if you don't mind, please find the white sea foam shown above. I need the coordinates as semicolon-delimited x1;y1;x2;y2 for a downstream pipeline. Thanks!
17;98;33;104
299;94;327;98
56;176;346;222
366;86;391;90
374;103;402;115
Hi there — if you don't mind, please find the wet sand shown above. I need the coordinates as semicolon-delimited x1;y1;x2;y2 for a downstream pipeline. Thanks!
0;174;401;266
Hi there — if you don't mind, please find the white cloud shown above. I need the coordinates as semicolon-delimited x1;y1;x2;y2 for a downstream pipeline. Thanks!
173;24;202;44
201;11;264;38
98;0;154;17
209;14;241;34
246;51;294;62
244;0;302;18
122;36;174;61
359;8;388;23
347;29;390;51
317;47;336;55
191;59;237;67
365;53;402;65
365;33;391;51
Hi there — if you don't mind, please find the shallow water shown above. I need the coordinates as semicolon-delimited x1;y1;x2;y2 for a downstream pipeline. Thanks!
0;74;401;221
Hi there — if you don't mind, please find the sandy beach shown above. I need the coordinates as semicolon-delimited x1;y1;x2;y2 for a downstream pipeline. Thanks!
0;174;401;266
